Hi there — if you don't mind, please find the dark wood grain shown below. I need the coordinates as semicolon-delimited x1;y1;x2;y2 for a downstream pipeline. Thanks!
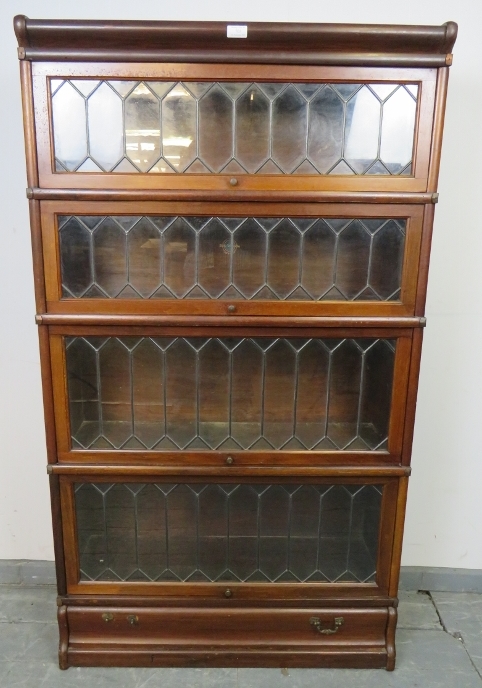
32;188;437;203
38;314;426;328
386;606;397;671
388;477;409;597
427;67;450;192
49;475;67;595
57;604;69;669
51;464;411;477
15;17;457;65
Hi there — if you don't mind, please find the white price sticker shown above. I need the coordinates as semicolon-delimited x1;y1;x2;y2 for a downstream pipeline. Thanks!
227;25;248;38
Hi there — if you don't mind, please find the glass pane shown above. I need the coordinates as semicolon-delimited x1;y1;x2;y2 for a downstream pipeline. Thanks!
163;219;196;298
199;85;233;172
127;218;162;297
344;86;380;174
59;216;406;303
308;86;344;173
92;218;127;298
125;83;161;172
66;336;395;451
52;82;87;171
271;86;307;173
87;83;123;171
75;481;382;583
59;218;93;297
51;80;418;175
380;86;417;174
266;220;301;298
161;84;197;172
235;86;270;172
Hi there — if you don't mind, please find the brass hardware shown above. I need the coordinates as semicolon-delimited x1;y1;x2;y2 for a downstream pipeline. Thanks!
446;53;453;66
18;47;26;60
431;192;439;203
127;614;139;625
229;178;238;186
420;317;427;327
26;187;33;199
224;589;232;598
227;304;236;313
102;613;114;622
46;465;53;474
226;456;234;465
309;616;344;635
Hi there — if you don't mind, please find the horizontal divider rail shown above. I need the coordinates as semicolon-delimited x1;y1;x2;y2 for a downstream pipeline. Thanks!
27;187;439;204
37;315;426;328
49;464;411;477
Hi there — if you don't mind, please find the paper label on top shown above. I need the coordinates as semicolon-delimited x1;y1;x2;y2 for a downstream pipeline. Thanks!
227;25;248;38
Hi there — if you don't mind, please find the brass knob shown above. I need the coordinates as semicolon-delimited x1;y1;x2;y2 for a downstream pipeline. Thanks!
227;304;236;313
127;614;139;626
226;456;234;465
102;613;114;622
224;589;232;598
229;178;238;186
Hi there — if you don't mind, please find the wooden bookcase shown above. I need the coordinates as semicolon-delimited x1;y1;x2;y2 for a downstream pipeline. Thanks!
14;16;457;670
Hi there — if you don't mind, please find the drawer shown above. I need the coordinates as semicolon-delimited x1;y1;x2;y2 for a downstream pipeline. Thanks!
64;605;393;668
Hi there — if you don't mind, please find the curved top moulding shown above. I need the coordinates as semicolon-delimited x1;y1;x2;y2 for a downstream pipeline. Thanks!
14;16;457;66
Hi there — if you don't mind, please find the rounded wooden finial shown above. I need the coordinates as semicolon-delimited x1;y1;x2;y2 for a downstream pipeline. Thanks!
13;15;29;47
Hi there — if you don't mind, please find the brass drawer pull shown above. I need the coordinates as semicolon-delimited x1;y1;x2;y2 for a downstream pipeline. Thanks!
102;613;114;622
127;614;139;626
310;616;344;635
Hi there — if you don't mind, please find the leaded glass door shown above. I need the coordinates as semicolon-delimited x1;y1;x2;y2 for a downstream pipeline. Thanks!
31;62;438;192
40;202;424;316
50;329;411;464
59;475;400;596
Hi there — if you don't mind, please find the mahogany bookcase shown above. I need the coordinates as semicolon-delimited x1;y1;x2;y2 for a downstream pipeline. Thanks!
14;16;456;670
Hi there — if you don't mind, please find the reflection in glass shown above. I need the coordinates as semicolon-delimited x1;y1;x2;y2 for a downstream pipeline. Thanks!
161;84;197;171
236;86;270;173
75;481;382;583
344;86;380;174
125;83;161;172
308;86;344;173
66;336;395;450
380;86;417;173
59;215;406;301
51;80;418;175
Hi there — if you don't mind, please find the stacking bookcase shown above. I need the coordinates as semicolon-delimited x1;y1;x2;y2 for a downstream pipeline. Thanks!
14;16;457;669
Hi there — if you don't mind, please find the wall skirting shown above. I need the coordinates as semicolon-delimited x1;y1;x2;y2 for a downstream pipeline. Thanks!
0;560;56;585
0;561;482;592
398;567;482;593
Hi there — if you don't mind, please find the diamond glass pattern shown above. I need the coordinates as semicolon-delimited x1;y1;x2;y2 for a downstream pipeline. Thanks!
75;482;382;583
59;216;406;302
66;336;395;451
51;80;418;174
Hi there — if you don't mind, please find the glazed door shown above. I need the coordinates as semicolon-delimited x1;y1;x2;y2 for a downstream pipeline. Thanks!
32;62;438;192
59;475;401;597
50;329;412;464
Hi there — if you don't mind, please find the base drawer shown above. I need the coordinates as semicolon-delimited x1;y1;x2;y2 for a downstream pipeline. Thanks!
63;605;395;669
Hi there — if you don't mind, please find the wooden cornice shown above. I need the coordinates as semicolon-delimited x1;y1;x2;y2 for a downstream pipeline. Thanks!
14;16;457;66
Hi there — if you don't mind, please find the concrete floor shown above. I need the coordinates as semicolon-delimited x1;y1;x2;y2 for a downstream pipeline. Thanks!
0;587;481;686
